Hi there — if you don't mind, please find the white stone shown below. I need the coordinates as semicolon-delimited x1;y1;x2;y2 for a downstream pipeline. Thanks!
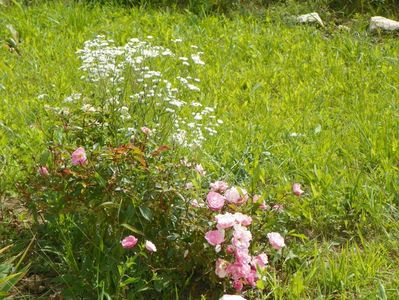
370;16;399;31
297;12;324;27
219;296;246;300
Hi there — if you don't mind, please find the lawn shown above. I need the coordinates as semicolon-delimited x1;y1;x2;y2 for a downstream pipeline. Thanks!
1;1;399;298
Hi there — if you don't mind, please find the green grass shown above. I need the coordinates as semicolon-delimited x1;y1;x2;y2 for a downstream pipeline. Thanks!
1;0;399;298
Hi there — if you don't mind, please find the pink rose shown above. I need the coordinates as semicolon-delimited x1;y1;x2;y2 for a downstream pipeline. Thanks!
272;204;284;213
215;212;235;229
225;187;248;205
233;279;243;291
235;248;251;264
210;181;228;193
141;126;152;135
251;253;268;269
226;245;235;254
252;194;261;203
207;192;225;211
195;164;205;176
233;212;252;226
292;183;304;196
205;229;225;246
190;199;201;208
145;240;157;252
71;147;87;166
232;225;252;249
259;202;270;211
246;269;258;286
38;166;49;176
267;232;285;250
227;262;251;281
121;235;138;249
215;258;229;278
185;182;194;189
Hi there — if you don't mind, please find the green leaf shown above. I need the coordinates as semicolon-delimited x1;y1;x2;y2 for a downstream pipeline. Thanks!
121;277;140;286
139;206;153;222
378;281;387;300
287;232;309;241
256;279;265;290
121;224;144;236
0;264;12;278
39;150;50;165
6;24;19;44
98;201;119;208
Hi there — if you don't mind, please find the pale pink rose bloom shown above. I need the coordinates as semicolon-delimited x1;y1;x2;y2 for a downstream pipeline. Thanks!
207;191;225;211
215;212;236;229
219;295;246;300
246;269;258;286
210;181;228;193
251;253;268;269
141;126;152;135
121;235;138;249
252;194;261;203
235;248;251;265
233;279;244;291
145;240;157;252
185;182;194;189
233;212;252;226
226;245;235;254
225;187;240;203
227;262;251;281
71;147;87;166
272;204;284;213
180;158;192;167
232;225;252;249
205;229;225;246
292;183;304;196
215;258;230;278
190;199;201;208
267;232;285;250
225;187;248;205
38;166;49;176
195;164;205;176
259;202;270;210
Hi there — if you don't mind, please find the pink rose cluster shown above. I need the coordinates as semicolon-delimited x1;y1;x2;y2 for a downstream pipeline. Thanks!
204;180;286;292
206;211;267;291
207;181;249;211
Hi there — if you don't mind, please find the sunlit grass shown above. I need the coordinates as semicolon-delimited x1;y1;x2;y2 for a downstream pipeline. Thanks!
1;1;399;298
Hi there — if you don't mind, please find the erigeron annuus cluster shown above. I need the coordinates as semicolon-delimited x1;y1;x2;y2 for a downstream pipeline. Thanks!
57;35;222;148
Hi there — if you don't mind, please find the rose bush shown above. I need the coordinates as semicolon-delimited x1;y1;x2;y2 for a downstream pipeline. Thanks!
18;35;296;298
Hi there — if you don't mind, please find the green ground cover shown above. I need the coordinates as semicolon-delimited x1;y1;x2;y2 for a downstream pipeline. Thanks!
1;1;399;298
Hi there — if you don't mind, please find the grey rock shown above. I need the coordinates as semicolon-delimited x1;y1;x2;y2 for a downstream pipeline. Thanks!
370;16;399;31
297;12;324;27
